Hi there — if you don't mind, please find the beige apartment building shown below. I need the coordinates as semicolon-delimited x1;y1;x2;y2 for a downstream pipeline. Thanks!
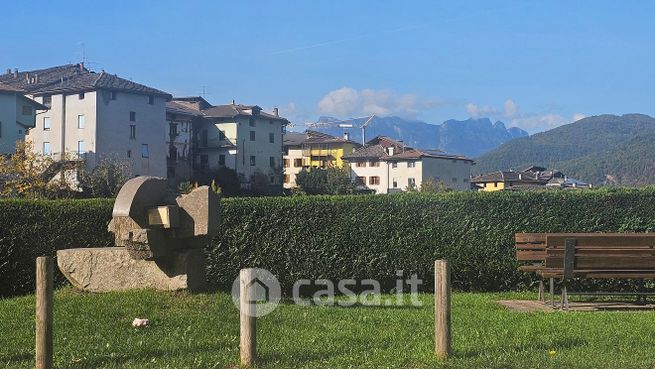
0;82;47;154
171;97;289;189
343;136;474;193
0;64;171;177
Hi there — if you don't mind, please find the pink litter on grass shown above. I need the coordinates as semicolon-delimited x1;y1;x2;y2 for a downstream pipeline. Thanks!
132;318;149;328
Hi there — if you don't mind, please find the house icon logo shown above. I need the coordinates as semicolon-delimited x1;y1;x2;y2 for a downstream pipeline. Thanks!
231;268;281;317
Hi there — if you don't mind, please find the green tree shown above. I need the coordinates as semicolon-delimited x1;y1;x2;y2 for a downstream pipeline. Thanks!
213;167;241;197
295;167;356;195
420;178;453;193
78;155;132;198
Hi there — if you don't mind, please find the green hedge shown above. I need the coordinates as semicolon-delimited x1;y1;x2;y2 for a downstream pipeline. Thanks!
3;189;655;297
0;199;114;297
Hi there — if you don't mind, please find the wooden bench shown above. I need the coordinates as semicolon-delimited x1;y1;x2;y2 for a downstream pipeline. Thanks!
515;233;655;309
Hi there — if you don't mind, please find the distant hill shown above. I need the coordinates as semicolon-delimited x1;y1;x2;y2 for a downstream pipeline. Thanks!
310;116;527;158
474;114;655;186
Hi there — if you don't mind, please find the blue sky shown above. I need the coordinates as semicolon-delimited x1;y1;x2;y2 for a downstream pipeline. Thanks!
1;1;653;133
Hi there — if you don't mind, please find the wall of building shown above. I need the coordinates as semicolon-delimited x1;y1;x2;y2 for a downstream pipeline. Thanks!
387;160;423;192
283;147;304;189
198;114;284;188
420;157;473;191
0;93;18;154
96;90;167;177
348;159;390;194
166;113;193;184
29;93;97;165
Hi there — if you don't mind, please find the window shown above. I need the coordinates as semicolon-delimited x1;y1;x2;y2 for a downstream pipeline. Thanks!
169;123;178;136
408;178;416;187
22;106;32;115
391;162;397;168
356;161;366;167
43;117;51;130
269;133;275;143
283;159;290;168
43;142;51;155
77;115;85;129
130;111;136;121
463;178;469;183
249;117;255;127
452;178;458;183
369;160;380;167
250;155;256;166
110;91;117;100
294;158;302;167
127;150;132;158
167;167;176;179
369;176;380;185
148;95;154;105
269;176;275;184
130;125;136;139
407;161;416;168
269;156;276;168
219;130;226;140
392;178;398;188
355;176;365;185
78;92;85;100
200;155;208;166
43;95;52;107
77;141;86;155
250;131;256;141
141;144;149;158
219;154;225;166
284;174;290;183
169;146;178;160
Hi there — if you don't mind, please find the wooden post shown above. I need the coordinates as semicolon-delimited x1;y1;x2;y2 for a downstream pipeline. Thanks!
434;260;451;359
35;256;53;369
240;268;256;367
549;278;555;308
538;279;544;302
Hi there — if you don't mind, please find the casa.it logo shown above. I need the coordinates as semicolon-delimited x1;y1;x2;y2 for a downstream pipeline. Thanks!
231;268;281;317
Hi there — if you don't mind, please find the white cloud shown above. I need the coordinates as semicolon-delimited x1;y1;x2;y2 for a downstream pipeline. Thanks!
318;87;447;119
465;98;584;133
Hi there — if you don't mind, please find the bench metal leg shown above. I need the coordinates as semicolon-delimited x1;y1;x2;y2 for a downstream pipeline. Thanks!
549;278;555;308
538;279;544;302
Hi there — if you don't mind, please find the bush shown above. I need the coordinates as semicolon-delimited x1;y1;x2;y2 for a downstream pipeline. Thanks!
0;198;114;297
295;166;356;195
4;188;655;297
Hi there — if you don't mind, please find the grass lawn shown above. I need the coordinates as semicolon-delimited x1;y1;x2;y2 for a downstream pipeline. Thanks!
2;289;655;369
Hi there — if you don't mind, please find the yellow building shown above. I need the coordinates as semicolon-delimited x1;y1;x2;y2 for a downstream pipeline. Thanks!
283;130;361;188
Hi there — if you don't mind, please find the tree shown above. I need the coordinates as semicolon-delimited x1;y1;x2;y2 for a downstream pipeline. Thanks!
78;155;132;198
250;170;271;196
295;167;356;195
420;178;453;193
213;167;241;197
0;141;74;199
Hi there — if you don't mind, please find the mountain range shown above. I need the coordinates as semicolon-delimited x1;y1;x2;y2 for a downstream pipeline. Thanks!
474;114;655;186
311;116;527;158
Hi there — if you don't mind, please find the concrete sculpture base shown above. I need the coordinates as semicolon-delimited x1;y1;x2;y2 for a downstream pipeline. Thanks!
57;247;206;292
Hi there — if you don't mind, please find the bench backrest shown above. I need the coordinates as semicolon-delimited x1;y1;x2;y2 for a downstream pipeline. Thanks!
515;233;655;278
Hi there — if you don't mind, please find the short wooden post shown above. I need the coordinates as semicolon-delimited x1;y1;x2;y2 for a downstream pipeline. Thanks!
240;268;256;367
549;278;555;308
434;260;451;359
35;256;53;369
538;279;544;302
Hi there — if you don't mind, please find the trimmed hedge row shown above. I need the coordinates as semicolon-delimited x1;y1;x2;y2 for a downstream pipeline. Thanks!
0;199;114;297
2;188;655;297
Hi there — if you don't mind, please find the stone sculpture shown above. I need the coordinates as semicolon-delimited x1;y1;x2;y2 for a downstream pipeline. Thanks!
57;176;219;292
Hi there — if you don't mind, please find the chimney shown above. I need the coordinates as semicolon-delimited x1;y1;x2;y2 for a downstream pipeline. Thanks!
12;68;18;78
25;72;30;83
231;99;235;105
5;68;10;75
78;62;85;72
343;132;350;140
273;107;279;117
388;146;394;156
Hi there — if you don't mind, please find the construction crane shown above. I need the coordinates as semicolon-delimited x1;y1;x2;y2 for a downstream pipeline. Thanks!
304;115;375;145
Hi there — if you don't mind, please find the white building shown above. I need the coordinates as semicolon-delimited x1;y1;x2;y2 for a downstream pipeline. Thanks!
0;82;47;154
171;97;289;190
343;136;474;193
165;101;199;184
0;64;171;177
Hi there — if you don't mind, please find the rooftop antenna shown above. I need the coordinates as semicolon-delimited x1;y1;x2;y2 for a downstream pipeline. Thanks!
200;85;212;98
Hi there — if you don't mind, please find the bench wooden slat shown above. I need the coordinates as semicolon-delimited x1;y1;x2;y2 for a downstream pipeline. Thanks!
516;251;546;261
547;234;655;248
514;233;547;243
